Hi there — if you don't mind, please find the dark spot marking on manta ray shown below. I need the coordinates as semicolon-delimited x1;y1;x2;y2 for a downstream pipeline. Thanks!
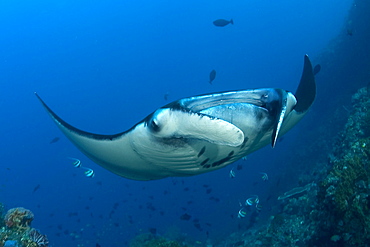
211;153;234;167
200;158;209;166
197;146;206;157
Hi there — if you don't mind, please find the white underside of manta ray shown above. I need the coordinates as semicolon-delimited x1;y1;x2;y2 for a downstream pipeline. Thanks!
35;55;316;181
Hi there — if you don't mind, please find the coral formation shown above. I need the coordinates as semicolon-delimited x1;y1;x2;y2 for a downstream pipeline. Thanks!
4;208;34;231
0;207;49;247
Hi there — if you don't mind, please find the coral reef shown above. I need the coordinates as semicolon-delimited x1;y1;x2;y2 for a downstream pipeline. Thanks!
315;87;370;245
0;204;4;228
129;233;188;247
0;207;49;247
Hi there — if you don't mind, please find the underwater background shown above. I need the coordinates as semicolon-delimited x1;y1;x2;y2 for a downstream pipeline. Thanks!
1;0;370;246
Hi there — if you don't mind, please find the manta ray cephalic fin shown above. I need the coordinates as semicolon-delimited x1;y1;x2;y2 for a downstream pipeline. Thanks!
147;108;245;147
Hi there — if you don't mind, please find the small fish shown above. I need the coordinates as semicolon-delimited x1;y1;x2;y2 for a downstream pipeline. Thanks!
347;28;353;36
193;222;202;231
209;69;216;84
49;137;60;144
213;19;234;27
246;195;259;206
313;64;321;76
84;168;95;178
68;157;95;177
96;244;101;247
209;196;220;202
180;213;192;221
32;184;41;193
68;157;82;168
229;168;236;178
164;92;170;101
238;208;247;218
260;172;268;181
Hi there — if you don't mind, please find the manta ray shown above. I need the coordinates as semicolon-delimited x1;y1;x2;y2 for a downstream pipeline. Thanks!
36;55;316;181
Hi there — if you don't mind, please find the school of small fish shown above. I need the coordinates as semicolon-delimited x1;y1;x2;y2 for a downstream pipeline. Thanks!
68;157;95;178
230;166;268;218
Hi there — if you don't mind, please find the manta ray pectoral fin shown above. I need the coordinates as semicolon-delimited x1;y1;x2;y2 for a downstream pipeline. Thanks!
294;54;316;113
279;55;317;136
34;92;156;180
148;108;245;147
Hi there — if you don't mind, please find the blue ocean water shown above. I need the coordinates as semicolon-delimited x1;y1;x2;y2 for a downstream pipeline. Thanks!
0;0;356;246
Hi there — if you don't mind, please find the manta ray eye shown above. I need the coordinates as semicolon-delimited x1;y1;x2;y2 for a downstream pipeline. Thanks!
149;119;161;132
260;94;269;107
